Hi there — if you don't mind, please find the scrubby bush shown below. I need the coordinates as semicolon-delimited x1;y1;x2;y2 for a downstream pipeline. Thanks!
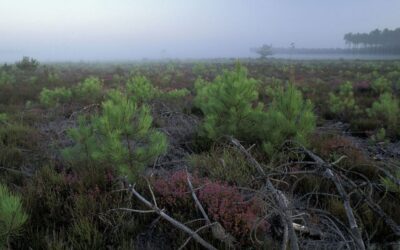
328;81;358;119
194;63;262;141
0;70;15;86
39;87;72;107
74;76;103;103
151;170;269;244
194;64;316;155
126;75;160;103
371;76;391;94
0;123;40;168
63;90;167;180
262;84;316;154
367;92;399;136
0;183;28;247
15;56;39;72
189;147;257;186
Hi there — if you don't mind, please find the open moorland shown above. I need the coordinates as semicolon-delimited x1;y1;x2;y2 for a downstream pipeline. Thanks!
1;58;400;249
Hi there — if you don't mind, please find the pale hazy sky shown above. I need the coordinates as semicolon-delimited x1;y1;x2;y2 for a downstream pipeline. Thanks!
0;0;399;61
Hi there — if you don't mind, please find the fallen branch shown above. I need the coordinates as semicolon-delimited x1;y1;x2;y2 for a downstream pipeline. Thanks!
302;148;366;250
128;184;217;250
230;137;299;250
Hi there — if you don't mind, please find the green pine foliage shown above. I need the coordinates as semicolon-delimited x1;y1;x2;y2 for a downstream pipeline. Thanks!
63;90;167;180
0;71;15;87
194;63;263;140
328;81;359;120
371;76;391;94
39;87;72;107
194;63;316;155
126;76;160;103
367;92;399;136
262;84;316;154
0;183;28;247
73;76;103;102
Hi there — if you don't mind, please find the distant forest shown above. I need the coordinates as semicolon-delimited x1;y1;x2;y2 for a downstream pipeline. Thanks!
273;28;400;55
344;28;400;52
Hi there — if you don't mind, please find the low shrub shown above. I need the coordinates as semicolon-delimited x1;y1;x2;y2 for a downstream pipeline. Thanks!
194;63;262;141
126;75;160;103
63;90;167;181
39;87;72;107
73;76;103;103
0;70;15;86
371;76;391;94
189;147;257;186
262;84;316;154
328;81;359;119
0;183;28;247
367;92;399;137
151;170;269;245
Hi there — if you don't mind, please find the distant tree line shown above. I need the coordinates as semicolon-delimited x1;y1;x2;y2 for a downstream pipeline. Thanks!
344;28;400;53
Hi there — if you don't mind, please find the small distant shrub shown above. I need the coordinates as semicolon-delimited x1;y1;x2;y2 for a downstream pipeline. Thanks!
126;76;160;103
39;87;72;107
371;76;391;94
161;88;190;100
47;72;60;84
15;56;39;72
0;183;28;247
328;81;358;119
74;77;103;103
371;128;387;143
0;123;40;168
63;91;167;181
0;113;8;123
367;92;399;136
0;70;15;86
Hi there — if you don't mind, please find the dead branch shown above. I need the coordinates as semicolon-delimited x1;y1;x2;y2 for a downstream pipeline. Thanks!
186;170;237;246
302;147;366;250
230;137;299;250
128;184;218;250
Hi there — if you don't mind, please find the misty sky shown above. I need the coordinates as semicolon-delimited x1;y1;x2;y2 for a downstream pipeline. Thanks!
1;0;400;61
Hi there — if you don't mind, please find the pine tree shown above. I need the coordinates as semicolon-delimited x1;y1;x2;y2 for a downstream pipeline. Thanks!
63;90;167;180
262;84;316;154
194;63;263;140
0;183;28;247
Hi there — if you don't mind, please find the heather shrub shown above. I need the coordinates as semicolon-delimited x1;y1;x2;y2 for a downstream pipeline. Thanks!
367;92;399;136
371;76;391;94
151;170;269;244
189;147;257;186
62;90;167;180
328;81;358;119
39;87;72;107
68;218;104;250
0;183;28;247
0;123;40;168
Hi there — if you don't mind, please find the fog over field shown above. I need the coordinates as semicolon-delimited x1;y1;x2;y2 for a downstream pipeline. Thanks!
1;0;400;61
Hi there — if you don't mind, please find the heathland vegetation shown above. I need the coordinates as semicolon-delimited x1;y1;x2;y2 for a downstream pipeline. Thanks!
1;57;400;249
